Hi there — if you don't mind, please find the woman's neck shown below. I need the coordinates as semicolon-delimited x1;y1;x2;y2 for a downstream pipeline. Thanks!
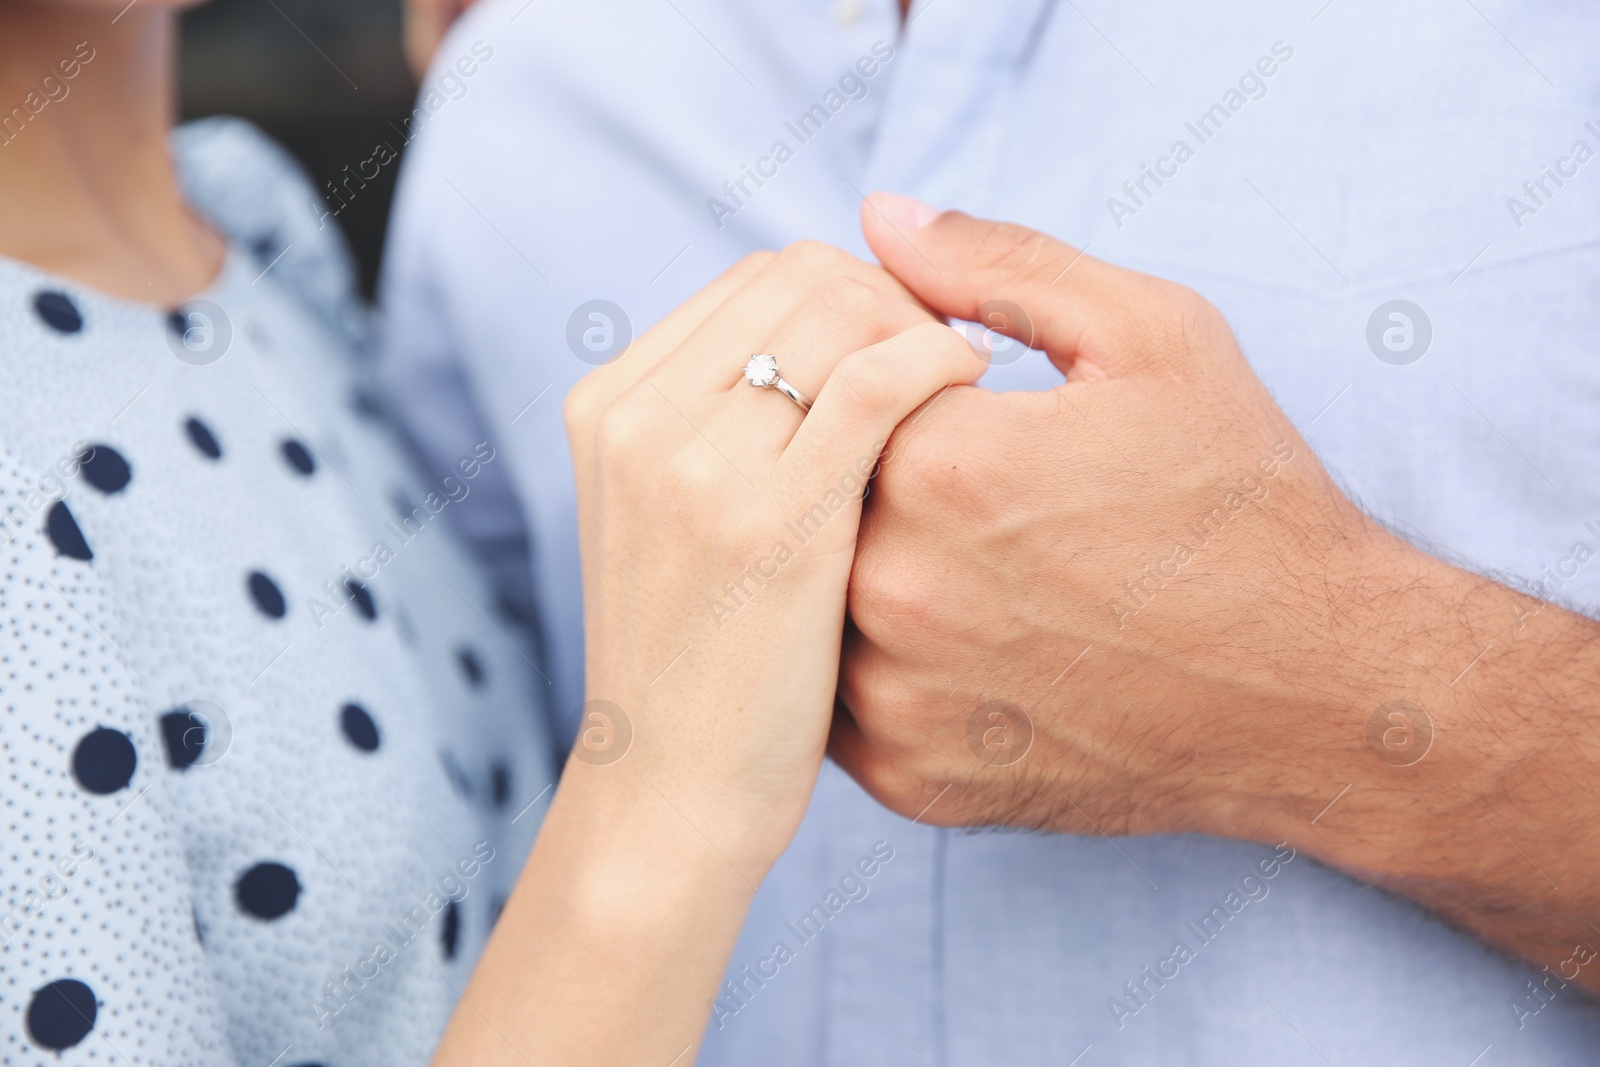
0;5;224;305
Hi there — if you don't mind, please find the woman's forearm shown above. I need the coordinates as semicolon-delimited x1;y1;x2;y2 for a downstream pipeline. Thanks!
432;763;762;1067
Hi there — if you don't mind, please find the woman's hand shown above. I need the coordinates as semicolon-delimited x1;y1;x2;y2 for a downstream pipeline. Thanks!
433;243;985;1067
563;242;985;876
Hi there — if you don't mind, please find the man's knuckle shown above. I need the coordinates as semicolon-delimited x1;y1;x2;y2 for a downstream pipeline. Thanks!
887;418;967;490
1157;280;1212;321
851;551;932;624
851;754;930;820
849;671;923;739
976;224;1055;279
1123;280;1225;365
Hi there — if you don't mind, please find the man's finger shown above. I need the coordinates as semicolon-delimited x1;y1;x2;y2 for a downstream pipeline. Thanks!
859;193;1199;379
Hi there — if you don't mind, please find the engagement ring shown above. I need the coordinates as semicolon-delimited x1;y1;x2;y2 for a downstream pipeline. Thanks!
743;353;812;413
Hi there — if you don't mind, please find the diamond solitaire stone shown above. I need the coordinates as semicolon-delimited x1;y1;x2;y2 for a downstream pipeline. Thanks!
744;353;780;388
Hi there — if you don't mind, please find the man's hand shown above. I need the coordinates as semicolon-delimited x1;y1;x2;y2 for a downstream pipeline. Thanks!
833;195;1369;836
832;194;1600;992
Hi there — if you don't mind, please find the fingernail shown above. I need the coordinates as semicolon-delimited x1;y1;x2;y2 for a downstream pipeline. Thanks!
868;191;939;230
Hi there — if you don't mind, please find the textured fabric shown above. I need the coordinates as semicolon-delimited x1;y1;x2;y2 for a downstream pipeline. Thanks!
0;117;554;1066
381;1;1600;1063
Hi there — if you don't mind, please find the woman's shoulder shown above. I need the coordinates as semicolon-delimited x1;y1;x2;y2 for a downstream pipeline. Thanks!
172;116;368;351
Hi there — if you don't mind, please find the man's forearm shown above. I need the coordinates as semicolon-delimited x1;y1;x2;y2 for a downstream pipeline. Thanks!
1213;520;1600;991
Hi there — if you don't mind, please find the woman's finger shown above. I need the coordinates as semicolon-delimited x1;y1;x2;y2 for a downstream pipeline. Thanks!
646;242;925;405
565;252;771;492
705;275;931;456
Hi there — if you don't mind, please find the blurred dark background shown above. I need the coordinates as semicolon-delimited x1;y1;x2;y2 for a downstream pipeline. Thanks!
180;0;417;297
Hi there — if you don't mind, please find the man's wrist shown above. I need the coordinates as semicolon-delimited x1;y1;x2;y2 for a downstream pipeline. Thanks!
1201;520;1508;852
1192;514;1600;983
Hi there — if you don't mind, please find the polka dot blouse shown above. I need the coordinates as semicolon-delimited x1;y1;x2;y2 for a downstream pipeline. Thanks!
0;118;555;1066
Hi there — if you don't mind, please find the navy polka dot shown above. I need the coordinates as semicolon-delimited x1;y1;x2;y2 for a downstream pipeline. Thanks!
235;862;300;920
71;727;136;794
46;500;92;561
456;647;484;688
281;438;316;476
25;978;96;1050
496;592;532;626
340;703;380;752
491;762;511;808
441;900;460;960
160;708;207;770
33;291;83;334
185;416;222;459
350;388;385;421
250;232;280;261
345;578;376;621
79;444;131;494
248;571;287;619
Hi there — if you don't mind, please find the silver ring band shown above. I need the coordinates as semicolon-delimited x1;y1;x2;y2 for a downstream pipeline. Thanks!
772;377;812;412
743;353;812;413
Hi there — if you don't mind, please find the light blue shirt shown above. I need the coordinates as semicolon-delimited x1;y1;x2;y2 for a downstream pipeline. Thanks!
379;0;1600;1061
